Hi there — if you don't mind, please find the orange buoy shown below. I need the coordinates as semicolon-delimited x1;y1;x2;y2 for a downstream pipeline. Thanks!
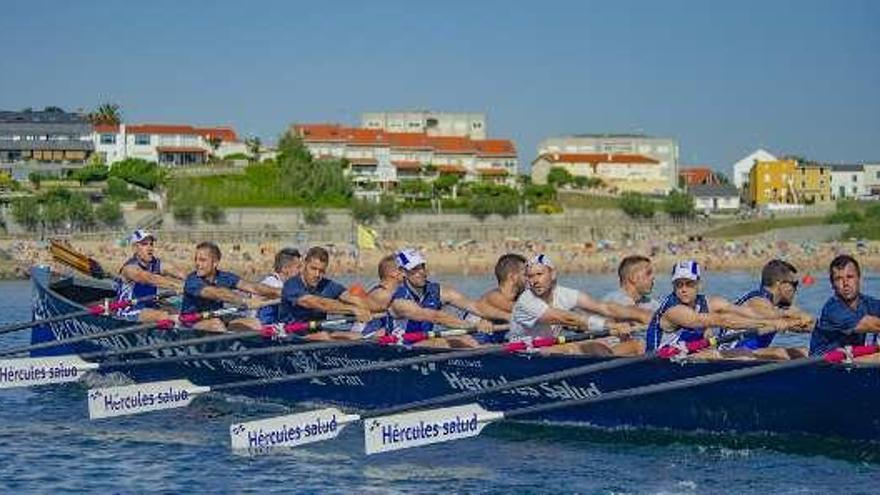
802;274;816;287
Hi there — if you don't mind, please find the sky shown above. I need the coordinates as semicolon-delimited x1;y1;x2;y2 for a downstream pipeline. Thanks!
1;0;877;174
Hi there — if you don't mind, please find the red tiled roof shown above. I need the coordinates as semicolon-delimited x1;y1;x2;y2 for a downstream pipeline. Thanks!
156;146;206;153
535;153;660;165
293;124;347;142
475;139;516;156
679;166;719;186
438;165;467;174
477;168;509;176
430;136;475;154
95;124;238;141
392;160;422;171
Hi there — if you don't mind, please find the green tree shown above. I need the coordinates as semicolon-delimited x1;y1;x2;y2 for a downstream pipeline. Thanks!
71;164;109;185
173;204;196;225
378;195;402;223
109;158;166;190
201;204;226;224
11;197;41;232
547;167;573;188
619;192;656;219
303;207;327;225
433;174;460;196
87;103;122;125
29;172;42;190
351;198;379;224
96;200;124;227
467;195;494;220
244;136;261;162
663;191;695;219
66;193;96;230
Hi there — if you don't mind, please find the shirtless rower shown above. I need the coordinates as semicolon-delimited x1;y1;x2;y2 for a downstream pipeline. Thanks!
645;260;799;354
115;229;185;322
358;254;406;337
469;253;528;344
181;241;281;332
509;254;650;354
389;248;498;348
279;246;372;340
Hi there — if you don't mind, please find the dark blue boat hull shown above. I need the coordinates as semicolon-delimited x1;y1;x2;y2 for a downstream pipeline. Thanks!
29;267;880;442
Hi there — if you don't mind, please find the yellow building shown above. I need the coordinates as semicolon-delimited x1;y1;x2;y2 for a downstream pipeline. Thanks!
748;159;832;206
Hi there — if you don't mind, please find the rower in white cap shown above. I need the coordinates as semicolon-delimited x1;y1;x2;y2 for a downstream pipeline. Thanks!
114;229;186;322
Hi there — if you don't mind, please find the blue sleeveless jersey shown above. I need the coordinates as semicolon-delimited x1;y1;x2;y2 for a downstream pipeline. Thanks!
732;288;776;349
645;293;709;351
114;255;161;312
391;281;442;333
362;284;393;336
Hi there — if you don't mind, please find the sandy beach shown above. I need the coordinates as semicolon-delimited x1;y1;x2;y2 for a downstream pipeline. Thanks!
2;236;879;282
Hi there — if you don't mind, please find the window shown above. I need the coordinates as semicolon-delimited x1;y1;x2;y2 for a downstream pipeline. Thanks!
876;171;880;180
135;134;150;145
472;121;483;129
100;134;116;144
801;181;806;188
852;186;858;194
853;174;859;183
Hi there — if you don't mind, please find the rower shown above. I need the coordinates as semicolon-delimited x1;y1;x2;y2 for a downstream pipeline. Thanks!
809;254;880;356
279;246;371;340
115;229;185;322
182;241;281;332
585;255;660;354
388;248;496;347
255;248;302;324
645;260;795;353
358;254;406;337
509;254;649;353
727;259;813;354
470;253;528;343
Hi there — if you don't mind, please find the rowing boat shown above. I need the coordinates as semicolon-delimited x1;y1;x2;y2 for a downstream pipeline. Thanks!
27;266;880;442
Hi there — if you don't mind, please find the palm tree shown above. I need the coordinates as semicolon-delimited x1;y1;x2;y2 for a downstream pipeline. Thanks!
88;103;122;125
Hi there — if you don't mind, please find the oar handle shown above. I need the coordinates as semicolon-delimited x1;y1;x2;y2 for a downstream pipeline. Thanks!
824;344;880;363
259;318;354;338
85;291;178;317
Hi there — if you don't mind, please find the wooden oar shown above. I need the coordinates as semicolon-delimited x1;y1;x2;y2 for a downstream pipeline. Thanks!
85;330;612;420
361;354;831;455
0;291;177;337
224;329;755;451
50;239;109;279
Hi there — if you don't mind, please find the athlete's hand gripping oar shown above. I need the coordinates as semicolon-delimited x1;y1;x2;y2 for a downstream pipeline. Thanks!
361;349;841;455
0;318;357;390
86;330;613;420
0;292;177;337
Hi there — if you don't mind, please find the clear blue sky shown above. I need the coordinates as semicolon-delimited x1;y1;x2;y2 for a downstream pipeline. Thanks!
2;0;877;174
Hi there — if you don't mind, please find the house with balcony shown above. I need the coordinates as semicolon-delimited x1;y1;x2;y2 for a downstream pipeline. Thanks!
748;158;832;206
530;152;669;194
93;123;245;165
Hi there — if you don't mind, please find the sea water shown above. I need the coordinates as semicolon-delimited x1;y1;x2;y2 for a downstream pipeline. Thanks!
0;273;878;494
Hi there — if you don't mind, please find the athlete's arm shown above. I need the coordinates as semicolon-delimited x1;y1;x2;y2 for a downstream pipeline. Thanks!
855;315;880;333
477;289;515;313
390;298;489;331
442;286;509;322
236;279;282;299
576;293;651;325
121;265;183;292
297;295;370;322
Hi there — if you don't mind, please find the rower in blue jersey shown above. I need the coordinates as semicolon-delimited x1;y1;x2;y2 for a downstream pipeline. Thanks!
388;248;500;347
115;229;185;322
182;241;282;333
279;246;371;340
359;254;405;337
645;260;790;352
810;255;880;355
727;259;813;354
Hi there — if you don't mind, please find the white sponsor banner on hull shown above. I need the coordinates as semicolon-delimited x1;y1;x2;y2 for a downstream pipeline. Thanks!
364;403;502;455
0;355;99;389
229;408;360;450
88;379;210;419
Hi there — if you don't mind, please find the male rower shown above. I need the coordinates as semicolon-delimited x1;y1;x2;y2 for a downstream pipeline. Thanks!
469;253;528;343
279;246;372;340
115;229;185;322
727;259;814;355
358;254;406;337
809;255;880;356
645;260;796;353
182;241;281;332
388;248;498;347
256;248;302;324
509;254;650;353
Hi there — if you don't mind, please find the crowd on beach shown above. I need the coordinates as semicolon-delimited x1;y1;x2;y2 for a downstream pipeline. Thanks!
2;236;879;281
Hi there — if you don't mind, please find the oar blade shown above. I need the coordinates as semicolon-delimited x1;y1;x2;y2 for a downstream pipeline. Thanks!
0;355;99;389
87;379;210;419
364;403;502;455
229;408;360;451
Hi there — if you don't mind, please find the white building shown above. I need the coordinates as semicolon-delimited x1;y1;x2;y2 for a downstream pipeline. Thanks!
861;163;880;197
689;184;741;213
531;152;669;194
538;134;678;193
292;124;516;187
829;164;866;199
732;148;776;191
361;111;487;140
93;124;245;165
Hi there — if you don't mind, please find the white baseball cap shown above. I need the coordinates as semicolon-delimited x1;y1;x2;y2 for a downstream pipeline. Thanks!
395;248;427;270
671;260;701;281
528;253;554;269
129;229;155;245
